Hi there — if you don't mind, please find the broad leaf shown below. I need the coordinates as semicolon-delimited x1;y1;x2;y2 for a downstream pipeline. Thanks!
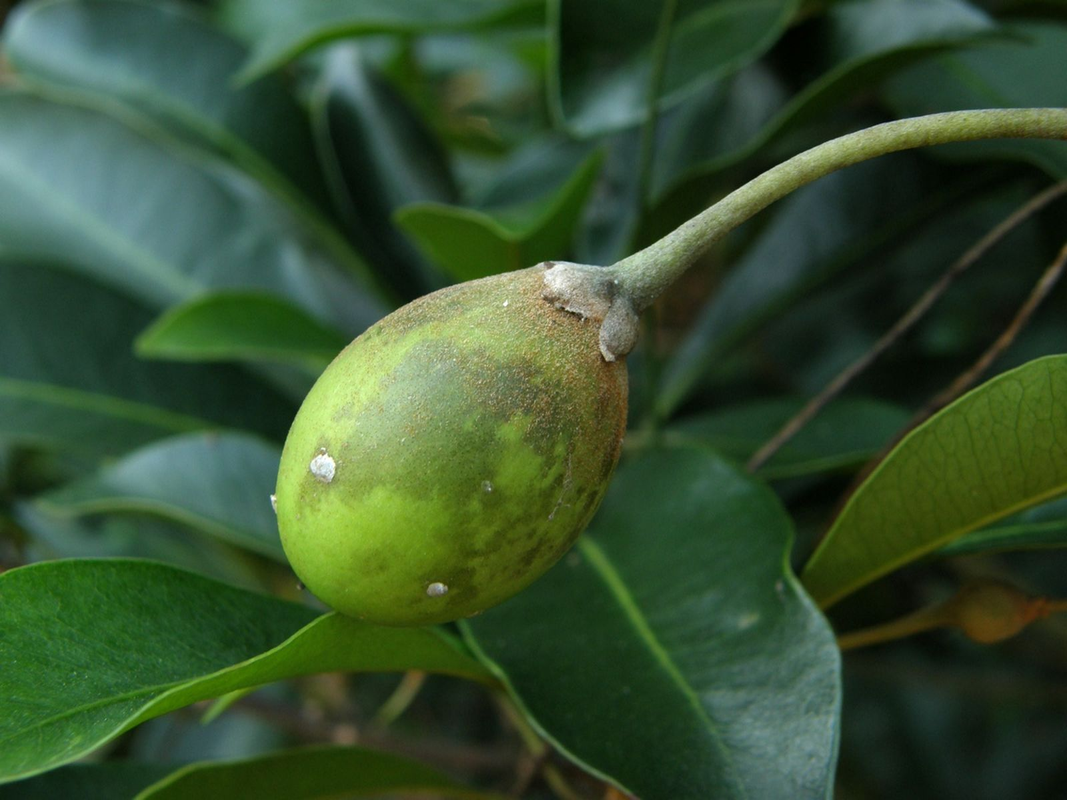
310;45;457;297
0;88;383;333
395;143;602;280
883;21;1067;178
666;397;910;479
136;292;347;371
134;746;505;799
4;0;332;210
16;503;267;590
653;0;998;197
552;0;799;137
802;356;1067;607
223;0;543;82
0;559;493;784
1;763;173;800
464;445;840;800
37;432;285;561
940;496;1067;557
0;262;294;455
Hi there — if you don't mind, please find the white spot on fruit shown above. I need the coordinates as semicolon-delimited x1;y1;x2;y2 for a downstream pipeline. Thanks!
309;449;336;483
482;480;493;493
426;582;449;598
270;494;277;513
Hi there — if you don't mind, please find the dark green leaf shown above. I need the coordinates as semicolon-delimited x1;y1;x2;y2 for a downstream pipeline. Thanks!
0;262;294;455
553;0;799;137
37;432;285;561
134;745;505;800
464;445;840;800
883;21;1067;178
395;143;602;280
665;397;910;479
0;559;493;783
0;88;383;333
0;763;173;800
940;497;1067;557
136;292;347;371
310;45;457;297
16;503;268;590
653;0;998;196
802;356;1067;607
4;0;332;210
223;0;543;82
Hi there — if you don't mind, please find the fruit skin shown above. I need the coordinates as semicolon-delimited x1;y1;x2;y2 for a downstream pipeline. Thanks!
275;264;628;626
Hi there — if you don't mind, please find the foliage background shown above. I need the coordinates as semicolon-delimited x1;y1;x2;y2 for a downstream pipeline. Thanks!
1;0;1067;798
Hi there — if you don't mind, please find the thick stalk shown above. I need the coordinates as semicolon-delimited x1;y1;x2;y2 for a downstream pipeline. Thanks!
607;108;1067;313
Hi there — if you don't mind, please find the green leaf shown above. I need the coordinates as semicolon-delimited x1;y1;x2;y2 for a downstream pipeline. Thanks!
16;504;267;590
136;292;347;371
665;397;910;479
939;496;1067;557
37;432;285;561
0;262;295;455
395;144;603;280
0;88;383;333
134;745;505;800
0;559;493;784
802;356;1067;607
656;156;930;420
310;45;457;297
653;0;998;197
464;445;840;800
552;0;800;137
4;0;332;211
0;763;173;800
883;21;1067;178
224;0;543;83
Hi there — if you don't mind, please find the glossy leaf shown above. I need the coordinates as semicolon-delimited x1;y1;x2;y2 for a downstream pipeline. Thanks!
0;763;173;800
224;0;543;82
883;21;1067;178
803;356;1067;607
136;292;347;371
0;262;294;455
310;45;456;297
135;746;505;800
395;144;602;280
37;432;285;560
464;445;840;800
552;0;799;137
939;496;1067;557
0;88;383;333
653;0;997;197
656;156;928;420
666;397;910;479
4;0;331;210
0;559;493;783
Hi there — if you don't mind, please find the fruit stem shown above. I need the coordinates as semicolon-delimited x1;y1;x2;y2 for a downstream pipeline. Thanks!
607;108;1067;311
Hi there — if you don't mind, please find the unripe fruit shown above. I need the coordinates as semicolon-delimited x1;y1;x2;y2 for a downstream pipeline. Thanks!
275;264;628;626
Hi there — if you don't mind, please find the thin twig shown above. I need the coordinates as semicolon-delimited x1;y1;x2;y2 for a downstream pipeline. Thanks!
372;670;426;726
840;236;1067;505
232;693;517;774
746;179;1067;473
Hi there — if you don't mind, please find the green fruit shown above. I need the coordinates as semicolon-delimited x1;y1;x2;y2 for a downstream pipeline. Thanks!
275;264;628;625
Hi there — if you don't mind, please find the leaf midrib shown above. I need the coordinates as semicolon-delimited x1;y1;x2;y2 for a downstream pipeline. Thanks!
577;537;748;798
